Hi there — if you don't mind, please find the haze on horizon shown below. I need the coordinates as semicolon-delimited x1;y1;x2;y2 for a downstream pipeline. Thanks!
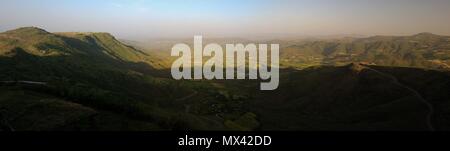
1;0;450;40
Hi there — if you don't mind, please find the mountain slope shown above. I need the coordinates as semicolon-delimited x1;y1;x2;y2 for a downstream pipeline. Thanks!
234;63;450;131
0;27;168;69
0;27;228;131
280;33;450;69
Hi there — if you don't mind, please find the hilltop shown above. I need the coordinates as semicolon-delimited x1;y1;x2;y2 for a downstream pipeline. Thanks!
0;27;168;69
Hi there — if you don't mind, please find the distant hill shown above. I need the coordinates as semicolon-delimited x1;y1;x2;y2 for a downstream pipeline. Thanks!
127;32;450;70
280;33;450;70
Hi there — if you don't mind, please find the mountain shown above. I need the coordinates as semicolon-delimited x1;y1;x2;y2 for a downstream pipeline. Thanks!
280;33;450;70
1;27;450;131
0;27;168;68
0;27;232;131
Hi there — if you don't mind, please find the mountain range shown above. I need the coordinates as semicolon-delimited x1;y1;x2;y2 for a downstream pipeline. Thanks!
0;27;449;131
280;33;450;69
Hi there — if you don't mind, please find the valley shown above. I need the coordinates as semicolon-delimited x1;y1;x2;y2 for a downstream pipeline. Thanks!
1;27;450;131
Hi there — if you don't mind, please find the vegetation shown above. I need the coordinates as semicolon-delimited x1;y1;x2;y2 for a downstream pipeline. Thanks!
1;27;450;131
279;33;450;70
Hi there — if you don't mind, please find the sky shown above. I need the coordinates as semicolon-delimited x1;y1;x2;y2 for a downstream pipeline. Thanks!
1;0;450;39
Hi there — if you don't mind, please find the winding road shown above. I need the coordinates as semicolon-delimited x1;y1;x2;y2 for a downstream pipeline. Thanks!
175;91;198;102
363;65;436;131
0;81;47;85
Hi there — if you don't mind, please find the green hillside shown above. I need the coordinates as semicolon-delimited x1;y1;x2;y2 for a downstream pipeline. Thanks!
280;33;450;69
0;27;240;131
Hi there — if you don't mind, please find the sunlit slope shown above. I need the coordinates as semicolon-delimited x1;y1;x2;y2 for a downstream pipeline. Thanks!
281;33;450;69
0;27;167;69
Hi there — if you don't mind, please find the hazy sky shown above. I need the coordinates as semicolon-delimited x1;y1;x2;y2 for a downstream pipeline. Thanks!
1;0;450;39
